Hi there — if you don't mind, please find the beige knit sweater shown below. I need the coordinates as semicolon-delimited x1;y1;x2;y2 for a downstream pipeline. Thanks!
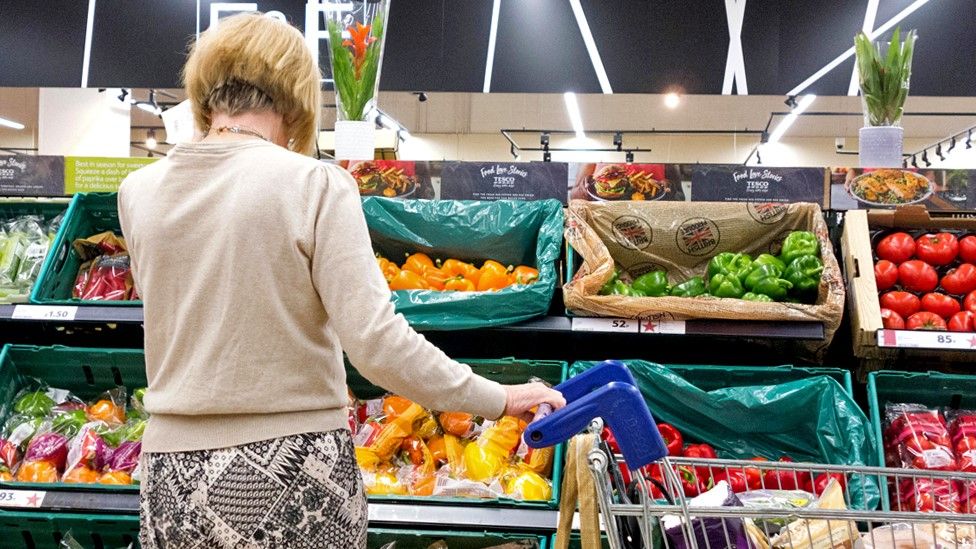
118;140;507;452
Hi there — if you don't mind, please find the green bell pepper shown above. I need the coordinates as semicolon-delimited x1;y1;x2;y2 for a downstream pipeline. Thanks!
750;276;793;301
707;252;753;282
610;280;641;297
744;264;784;291
784;255;824;300
708;273;745;298
671;276;707;297
52;410;88;438
598;267;621;296
13;391;55;417
742;292;774;302
779;231;820;264
632;271;671;297
753;253;786;272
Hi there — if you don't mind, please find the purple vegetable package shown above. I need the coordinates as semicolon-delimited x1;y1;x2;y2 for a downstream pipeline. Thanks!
24;433;68;471
663;481;751;549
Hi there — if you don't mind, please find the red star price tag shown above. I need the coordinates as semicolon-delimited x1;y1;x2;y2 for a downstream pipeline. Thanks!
639;319;687;335
0;490;45;508
571;318;639;333
877;329;976;350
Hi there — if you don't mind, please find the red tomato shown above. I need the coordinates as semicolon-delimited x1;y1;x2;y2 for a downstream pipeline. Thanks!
874;260;899;291
921;293;962;319
907;311;948;331
966;291;976;313
943;264;976;295
949;311;976;332
898;260;939;293
960;236;976;264
808;472;847;497
916;233;959;266
876;232;916;264
880;308;906;329
879;291;921;318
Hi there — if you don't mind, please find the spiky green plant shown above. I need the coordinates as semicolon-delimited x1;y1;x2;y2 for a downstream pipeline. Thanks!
328;14;385;122
855;27;916;126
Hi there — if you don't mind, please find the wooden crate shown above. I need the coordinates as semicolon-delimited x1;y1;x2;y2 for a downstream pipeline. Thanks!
843;206;976;378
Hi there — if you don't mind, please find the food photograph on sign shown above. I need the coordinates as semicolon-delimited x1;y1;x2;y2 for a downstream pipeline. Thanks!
569;163;687;201
831;167;976;210
338;160;436;199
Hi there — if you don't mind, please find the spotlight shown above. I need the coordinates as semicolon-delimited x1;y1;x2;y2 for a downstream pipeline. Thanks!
949;137;956;152
543;151;551;162
145;129;157;150
540;132;550;147
922;150;931;167
784;96;798;109
911;154;918;169
663;92;681;109
613;131;622;151
625;151;634;163
413;92;428;102
936;143;945;161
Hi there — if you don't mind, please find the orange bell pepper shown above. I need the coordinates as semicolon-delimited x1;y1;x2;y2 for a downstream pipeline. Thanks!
98;471;133;485
388;270;428;291
382;395;415;421
88;399;125;426
403;253;435;275
423;268;451;291
439;412;476;437
439;258;465;277
481;259;510;275
512;265;539;285
477;268;511;292
444;276;476;292
428;436;447;464
376;256;400;282
16;461;58;483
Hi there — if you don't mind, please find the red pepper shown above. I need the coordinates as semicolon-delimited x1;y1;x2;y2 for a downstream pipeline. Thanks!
601;428;631;484
744;457;766;490
712;468;747;493
807;472;846;496
682;443;718;460
761;456;810;491
677;465;706;497
657;423;683;456
642;463;666;499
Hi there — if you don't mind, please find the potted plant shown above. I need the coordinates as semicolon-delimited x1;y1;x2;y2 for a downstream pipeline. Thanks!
327;0;391;160
854;27;917;168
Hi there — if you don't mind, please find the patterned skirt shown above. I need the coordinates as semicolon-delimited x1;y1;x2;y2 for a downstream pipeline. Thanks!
140;430;367;549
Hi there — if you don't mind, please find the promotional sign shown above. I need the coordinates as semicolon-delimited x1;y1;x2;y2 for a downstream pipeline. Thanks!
341;160;436;199
440;162;568;204
691;165;827;207
64;157;157;194
830;167;976;212
0;156;66;196
569;163;688;202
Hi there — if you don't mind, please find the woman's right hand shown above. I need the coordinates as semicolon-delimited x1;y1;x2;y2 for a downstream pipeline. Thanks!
503;383;567;422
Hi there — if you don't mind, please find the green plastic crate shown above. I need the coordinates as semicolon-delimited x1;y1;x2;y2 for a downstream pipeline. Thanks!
0;344;146;493
0;511;139;549
368;528;548;549
867;370;976;510
31;193;139;306
347;358;567;510
0;198;70;304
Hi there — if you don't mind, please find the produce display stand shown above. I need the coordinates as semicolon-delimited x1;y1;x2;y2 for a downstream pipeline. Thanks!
842;207;976;379
0;198;70;305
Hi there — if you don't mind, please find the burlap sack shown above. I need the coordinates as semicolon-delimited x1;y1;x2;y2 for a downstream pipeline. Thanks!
563;200;845;349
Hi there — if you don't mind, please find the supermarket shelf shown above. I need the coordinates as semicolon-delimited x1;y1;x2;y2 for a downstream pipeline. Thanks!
0;487;139;514
0;304;143;323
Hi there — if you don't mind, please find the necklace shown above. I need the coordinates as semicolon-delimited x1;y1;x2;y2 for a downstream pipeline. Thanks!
210;125;269;142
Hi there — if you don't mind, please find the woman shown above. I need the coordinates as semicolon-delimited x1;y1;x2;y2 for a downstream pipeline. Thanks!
118;13;565;548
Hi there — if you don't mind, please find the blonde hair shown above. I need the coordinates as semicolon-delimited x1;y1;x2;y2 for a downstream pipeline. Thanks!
183;13;321;156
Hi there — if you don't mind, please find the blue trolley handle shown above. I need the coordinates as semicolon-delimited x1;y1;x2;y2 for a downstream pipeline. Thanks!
523;360;668;470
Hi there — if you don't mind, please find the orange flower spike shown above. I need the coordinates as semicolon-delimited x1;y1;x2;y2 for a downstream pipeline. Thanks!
343;22;378;78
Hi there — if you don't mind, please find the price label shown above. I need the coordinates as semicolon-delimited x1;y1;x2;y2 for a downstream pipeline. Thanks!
639;319;687;335
878;329;976;350
571;318;639;333
0;490;45;508
11;305;78;321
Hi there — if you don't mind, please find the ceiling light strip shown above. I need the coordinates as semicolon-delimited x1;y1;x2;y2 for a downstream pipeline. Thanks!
563;92;585;138
568;0;613;94
80;0;97;87
848;0;880;96
482;0;502;93
0;117;26;130
787;0;930;96
767;94;816;143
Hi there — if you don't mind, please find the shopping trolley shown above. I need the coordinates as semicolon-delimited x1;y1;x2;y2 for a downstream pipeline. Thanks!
525;360;976;549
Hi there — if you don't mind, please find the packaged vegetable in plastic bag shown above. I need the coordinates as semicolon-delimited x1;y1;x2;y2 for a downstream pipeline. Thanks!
62;423;112;484
16;426;68;483
461;416;523;483
72;260;94;298
10;216;50;289
662;481;752;549
100;441;139;485
500;464;552;501
738;489;816;536
0;227;27;286
79;254;132;301
770;479;857;549
87;387;127;427
884;404;956;471
438;412;484;439
72;231;126;260
362;397;426;461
